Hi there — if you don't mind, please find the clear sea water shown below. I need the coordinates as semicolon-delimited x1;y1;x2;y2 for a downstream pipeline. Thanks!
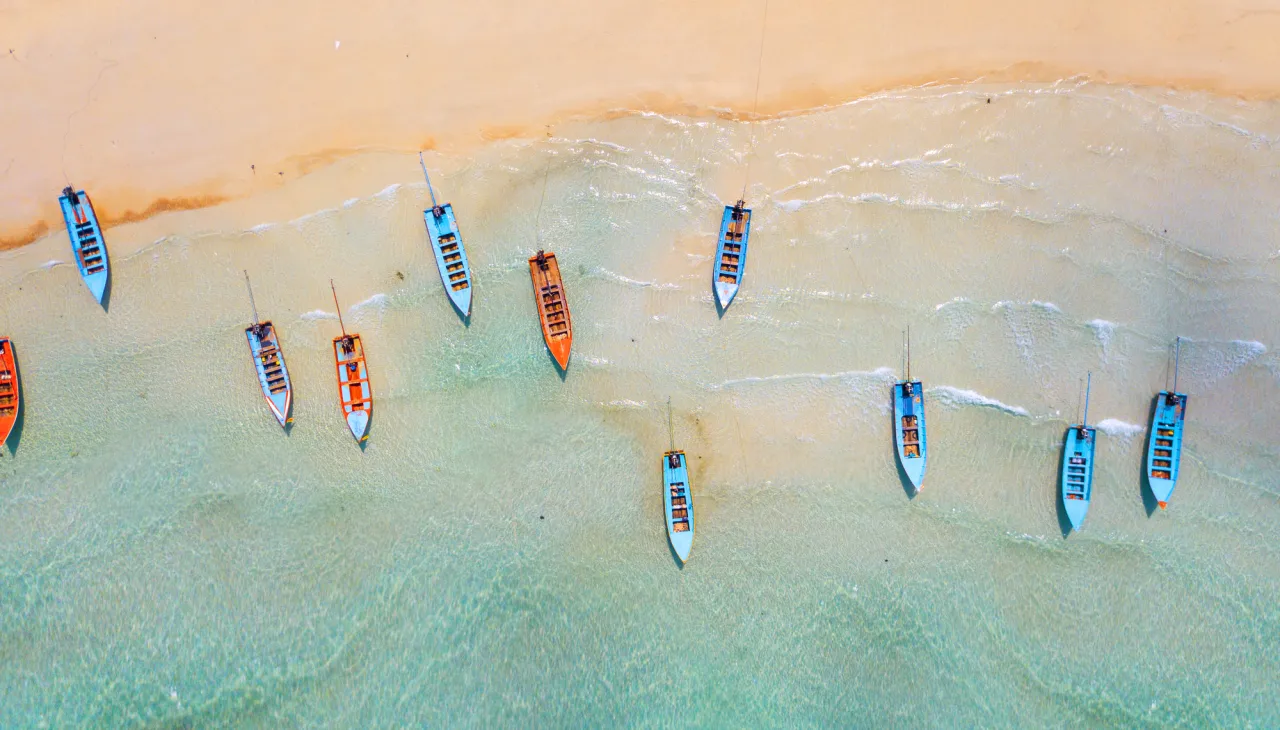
2;80;1278;727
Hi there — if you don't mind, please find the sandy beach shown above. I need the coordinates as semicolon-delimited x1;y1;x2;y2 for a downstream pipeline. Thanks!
4;0;1280;249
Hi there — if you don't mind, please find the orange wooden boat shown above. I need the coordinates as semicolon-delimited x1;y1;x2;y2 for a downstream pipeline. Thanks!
0;337;18;446
528;250;572;370
329;282;372;443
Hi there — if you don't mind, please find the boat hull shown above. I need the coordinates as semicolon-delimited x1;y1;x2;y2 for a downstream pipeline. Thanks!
1146;391;1187;508
0;337;18;446
713;203;751;310
58;189;110;305
529;252;573;370
1061;425;1097;531
663;450;694;562
334;334;372;442
423;203;473;317
893;381;927;491
245;322;293;428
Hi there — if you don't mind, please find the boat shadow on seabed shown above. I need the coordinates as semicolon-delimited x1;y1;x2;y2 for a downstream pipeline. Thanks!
1054;444;1075;539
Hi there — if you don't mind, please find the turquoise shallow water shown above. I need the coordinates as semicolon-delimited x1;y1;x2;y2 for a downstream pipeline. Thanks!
2;80;1279;727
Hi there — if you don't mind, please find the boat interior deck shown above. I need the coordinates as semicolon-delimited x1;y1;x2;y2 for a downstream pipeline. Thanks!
0;340;15;419
1064;429;1092;500
335;335;371;411
531;252;570;341
667;452;690;533
252;323;289;395
718;206;750;284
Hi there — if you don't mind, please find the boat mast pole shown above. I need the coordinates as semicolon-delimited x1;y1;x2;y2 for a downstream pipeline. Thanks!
1172;337;1181;394
244;270;260;324
418;152;439;210
330;279;347;337
1082;372;1092;429
906;325;911;382
667;397;675;452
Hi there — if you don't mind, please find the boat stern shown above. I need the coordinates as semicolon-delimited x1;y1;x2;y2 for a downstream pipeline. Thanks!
668;532;693;563
84;270;108;304
450;286;473;319
714;281;739;310
549;339;571;371
1064;498;1090;531
346;409;370;442
268;392;291;428
901;458;926;492
1147;476;1175;509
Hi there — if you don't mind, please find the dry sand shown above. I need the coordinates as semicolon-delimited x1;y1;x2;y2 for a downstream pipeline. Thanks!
3;0;1280;249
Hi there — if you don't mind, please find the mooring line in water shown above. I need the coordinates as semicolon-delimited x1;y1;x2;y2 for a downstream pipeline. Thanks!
534;126;553;248
741;0;770;200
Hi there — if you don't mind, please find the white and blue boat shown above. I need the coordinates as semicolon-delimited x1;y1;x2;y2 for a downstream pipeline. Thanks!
242;271;293;429
662;399;694;562
893;329;927;492
1061;373;1097;531
1146;337;1188;509
712;199;751;310
58;186;109;305
419;154;473;318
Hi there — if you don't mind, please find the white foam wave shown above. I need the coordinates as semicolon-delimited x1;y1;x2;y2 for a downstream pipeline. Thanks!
350;293;389;314
1087;319;1117;356
374;183;401;200
578;355;611;367
40;259;64;269
248;223;275;234
593;268;679;290
300;310;338;321
992;299;1061;314
935;296;972;311
1095;418;1143;441
774;192;1005;216
712;368;896;390
928;386;1030;417
342;197;360;208
601;399;647;409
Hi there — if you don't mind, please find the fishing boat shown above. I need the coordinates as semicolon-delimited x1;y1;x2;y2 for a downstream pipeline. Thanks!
1146;337;1188;508
419;154;473;317
329;281;372;443
242;272;293;429
58;186;110;305
662;398;694;562
528;250;572;370
0;337;18;447
1061;373;1097;531
893;329;927;492
713;200;751;310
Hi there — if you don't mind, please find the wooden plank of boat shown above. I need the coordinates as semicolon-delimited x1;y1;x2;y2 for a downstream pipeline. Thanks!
329;281;372;443
242;272;293;429
528;250;572;370
713;199;751;310
58;186;110;305
420;155;473;318
664;450;694;562
0;337;19;447
1146;338;1187;509
893;330;927;492
1061;373;1096;531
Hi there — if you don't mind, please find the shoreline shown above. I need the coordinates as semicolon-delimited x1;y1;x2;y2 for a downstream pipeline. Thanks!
7;0;1280;250
3;67;1276;254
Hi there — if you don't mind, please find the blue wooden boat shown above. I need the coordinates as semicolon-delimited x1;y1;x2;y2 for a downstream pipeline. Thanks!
662;399;693;562
1146;337;1188;509
713;199;751;310
419;154;473;317
893;330;927;492
243;272;293;429
1061;373;1097;531
58;186;109;305
329;281;372;443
